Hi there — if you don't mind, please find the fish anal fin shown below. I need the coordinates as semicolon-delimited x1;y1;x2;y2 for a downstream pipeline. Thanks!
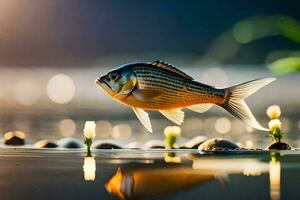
132;89;163;101
150;60;193;80
132;107;152;133
187;104;213;113
159;109;184;125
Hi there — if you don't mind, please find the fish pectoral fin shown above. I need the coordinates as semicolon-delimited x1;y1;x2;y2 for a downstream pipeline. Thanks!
186;104;213;113
132;89;163;101
132;107;152;133
159;109;184;125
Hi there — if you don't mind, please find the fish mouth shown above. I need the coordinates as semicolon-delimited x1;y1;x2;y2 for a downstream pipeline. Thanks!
95;77;111;90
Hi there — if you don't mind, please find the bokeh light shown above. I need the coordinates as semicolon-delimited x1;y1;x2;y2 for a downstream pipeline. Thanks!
215;117;231;134
47;74;75;104
231;120;245;135
233;20;253;44
201;67;228;87
96;120;112;138
182;117;203;136
59;118;76;137
14;79;40;106
112;124;132;140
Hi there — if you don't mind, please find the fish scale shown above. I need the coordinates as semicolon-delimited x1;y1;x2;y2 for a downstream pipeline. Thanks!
132;64;225;108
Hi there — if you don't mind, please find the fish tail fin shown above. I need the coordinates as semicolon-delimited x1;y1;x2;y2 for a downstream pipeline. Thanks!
220;78;276;131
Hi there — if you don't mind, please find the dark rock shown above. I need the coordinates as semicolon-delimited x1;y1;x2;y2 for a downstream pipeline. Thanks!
143;140;165;149
34;140;58;148
93;142;122;149
4;131;26;145
180;136;207;149
267;142;292;150
198;138;240;151
92;140;123;149
57;138;84;149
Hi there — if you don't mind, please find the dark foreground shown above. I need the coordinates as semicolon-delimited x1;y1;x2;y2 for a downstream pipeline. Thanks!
0;148;299;200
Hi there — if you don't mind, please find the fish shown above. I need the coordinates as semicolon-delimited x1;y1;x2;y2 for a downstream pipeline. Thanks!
105;167;216;200
95;61;275;133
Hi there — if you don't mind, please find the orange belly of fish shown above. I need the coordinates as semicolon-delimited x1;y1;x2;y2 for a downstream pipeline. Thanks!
115;93;224;110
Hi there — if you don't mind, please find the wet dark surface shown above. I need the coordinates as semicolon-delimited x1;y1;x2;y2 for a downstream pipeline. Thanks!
0;148;300;200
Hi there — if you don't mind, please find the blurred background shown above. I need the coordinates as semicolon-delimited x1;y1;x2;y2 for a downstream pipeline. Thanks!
0;0;300;147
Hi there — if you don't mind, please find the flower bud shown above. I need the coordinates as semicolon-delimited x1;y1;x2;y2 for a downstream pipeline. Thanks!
268;119;282;131
84;121;96;139
266;105;281;119
164;126;181;138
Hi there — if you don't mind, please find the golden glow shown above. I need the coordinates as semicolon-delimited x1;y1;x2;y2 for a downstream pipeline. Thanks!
83;156;96;181
59;118;76;137
46;74;75;104
269;159;281;200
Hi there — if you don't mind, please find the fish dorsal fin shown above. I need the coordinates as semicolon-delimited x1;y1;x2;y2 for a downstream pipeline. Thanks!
132;107;152;133
159;109;184;125
187;104;213;113
150;60;193;80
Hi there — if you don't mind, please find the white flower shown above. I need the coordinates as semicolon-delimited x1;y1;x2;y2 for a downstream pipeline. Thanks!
84;121;96;139
164;126;181;138
266;105;281;119
83;156;96;181
268;119;282;130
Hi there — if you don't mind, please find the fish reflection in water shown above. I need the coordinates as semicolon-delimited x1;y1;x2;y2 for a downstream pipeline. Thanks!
104;154;283;200
105;165;222;200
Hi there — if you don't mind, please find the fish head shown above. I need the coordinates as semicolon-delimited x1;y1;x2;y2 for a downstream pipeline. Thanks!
95;66;137;98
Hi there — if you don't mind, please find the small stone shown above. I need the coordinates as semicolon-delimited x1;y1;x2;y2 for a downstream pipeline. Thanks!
4;131;26;145
143;140;165;149
34;139;58;148
198;138;240;151
93;140;123;149
180;136;207;149
267;142;292;150
57;138;84;148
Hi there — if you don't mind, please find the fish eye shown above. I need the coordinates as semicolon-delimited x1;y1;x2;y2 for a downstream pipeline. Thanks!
108;72;119;82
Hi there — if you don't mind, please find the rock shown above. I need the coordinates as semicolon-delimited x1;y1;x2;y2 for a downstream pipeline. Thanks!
4;131;26;145
267;142;292;150
180;136;207;149
143;140;165;149
198;138;239;151
93;140;123;149
57;138;84;149
34;139;58;148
